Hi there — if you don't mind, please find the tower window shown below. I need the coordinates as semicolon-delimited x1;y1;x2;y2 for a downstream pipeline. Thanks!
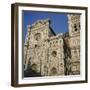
79;22;80;29
74;24;78;32
75;28;77;31
79;24;80;28
74;24;77;28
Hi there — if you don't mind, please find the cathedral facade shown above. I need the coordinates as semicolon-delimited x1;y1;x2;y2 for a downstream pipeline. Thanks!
24;14;80;77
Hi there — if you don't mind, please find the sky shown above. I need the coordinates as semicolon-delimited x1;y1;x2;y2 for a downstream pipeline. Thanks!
23;10;68;40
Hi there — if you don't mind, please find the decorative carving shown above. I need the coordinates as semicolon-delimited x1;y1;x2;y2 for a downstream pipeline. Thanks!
31;64;38;72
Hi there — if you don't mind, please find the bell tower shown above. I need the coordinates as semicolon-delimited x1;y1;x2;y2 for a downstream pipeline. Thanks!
67;14;80;75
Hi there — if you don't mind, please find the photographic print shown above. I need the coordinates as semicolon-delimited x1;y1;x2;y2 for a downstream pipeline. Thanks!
23;11;80;77
11;3;88;87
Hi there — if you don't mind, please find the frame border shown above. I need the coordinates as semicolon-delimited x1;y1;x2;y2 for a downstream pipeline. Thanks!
11;3;88;87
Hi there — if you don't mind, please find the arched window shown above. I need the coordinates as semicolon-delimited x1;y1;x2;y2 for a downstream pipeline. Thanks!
34;33;41;41
52;51;57;57
50;67;57;76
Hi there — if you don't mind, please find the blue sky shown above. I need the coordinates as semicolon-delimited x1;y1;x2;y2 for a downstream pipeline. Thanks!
23;10;68;40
